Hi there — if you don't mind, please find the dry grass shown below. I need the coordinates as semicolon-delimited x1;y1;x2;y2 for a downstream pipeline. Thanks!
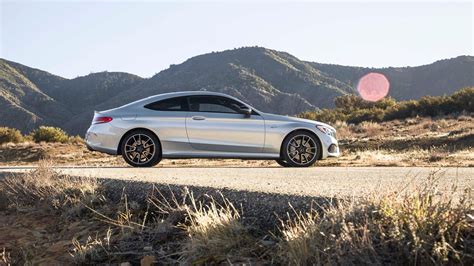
0;141;124;166
355;121;383;138
0;161;99;211
180;193;258;264
1;164;472;264
319;148;474;167
334;115;473;141
317;115;474;167
71;230;111;263
333;120;352;139
278;173;473;265
68;189;260;264
0;248;12;265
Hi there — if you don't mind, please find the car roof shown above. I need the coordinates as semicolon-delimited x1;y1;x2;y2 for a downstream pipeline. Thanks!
147;91;232;99
137;91;243;104
103;91;260;114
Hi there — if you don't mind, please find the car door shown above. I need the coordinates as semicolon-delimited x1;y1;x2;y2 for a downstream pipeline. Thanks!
185;95;265;153
142;96;190;154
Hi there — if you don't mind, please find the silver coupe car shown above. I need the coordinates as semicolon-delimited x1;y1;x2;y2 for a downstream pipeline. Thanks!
85;91;339;167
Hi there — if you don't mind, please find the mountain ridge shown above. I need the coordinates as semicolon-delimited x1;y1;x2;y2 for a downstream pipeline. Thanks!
1;47;472;135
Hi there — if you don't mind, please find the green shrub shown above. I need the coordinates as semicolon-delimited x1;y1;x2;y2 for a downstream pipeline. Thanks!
31;126;69;143
299;109;348;124
347;108;386;124
69;135;84;144
335;95;397;111
303;87;473;124
0;127;24;144
450;87;474;112
384;100;419;120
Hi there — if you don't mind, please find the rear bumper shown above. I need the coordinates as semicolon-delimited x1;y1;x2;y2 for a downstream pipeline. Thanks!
86;143;94;152
85;142;117;155
85;127;120;155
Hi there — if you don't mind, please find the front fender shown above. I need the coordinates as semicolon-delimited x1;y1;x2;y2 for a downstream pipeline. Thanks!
263;122;337;159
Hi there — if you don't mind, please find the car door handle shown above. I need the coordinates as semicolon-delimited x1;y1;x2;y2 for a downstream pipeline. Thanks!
192;116;206;121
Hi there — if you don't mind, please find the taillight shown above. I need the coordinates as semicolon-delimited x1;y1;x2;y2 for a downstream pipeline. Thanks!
92;116;113;124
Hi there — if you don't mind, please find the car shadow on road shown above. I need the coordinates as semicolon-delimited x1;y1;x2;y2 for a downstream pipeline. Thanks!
0;170;333;229
0;166;132;170
0;165;286;170
98;177;337;230
157;166;284;169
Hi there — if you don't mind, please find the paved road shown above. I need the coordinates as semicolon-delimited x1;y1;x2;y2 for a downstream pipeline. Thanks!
1;166;472;197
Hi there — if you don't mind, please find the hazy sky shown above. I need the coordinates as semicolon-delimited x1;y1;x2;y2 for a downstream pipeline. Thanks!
1;1;472;78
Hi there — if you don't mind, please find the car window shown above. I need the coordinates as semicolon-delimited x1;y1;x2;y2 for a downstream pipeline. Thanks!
189;96;244;114
144;96;188;111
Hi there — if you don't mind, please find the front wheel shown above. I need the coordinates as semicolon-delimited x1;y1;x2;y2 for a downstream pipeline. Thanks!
275;159;291;167
121;130;161;167
281;131;322;167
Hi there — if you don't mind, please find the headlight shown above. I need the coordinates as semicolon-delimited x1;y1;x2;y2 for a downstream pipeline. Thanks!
316;125;337;138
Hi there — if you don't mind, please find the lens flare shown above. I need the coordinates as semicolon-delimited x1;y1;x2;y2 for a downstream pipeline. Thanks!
357;72;390;102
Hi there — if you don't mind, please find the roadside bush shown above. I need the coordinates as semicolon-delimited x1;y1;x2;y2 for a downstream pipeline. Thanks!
299;109;348;124
383;100;420;120
347;108;386;124
450;87;474;112
30;126;70;143
0;127;24;144
335;94;397;111
69;135;84;144
303;87;473;124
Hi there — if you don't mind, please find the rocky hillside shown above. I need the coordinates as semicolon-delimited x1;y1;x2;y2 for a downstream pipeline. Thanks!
0;60;72;132
1;47;472;135
310;55;474;100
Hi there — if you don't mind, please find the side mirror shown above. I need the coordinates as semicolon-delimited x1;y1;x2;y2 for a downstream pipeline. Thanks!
239;106;252;117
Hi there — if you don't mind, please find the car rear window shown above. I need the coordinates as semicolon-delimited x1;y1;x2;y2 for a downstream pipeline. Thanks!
144;96;189;111
188;96;243;113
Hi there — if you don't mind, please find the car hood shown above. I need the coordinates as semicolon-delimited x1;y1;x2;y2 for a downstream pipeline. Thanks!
261;113;336;131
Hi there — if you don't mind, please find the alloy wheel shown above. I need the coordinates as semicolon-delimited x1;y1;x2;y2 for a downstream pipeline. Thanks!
124;134;156;165
286;134;317;166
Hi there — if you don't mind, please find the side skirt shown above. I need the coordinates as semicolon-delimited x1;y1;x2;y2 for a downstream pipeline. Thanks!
162;154;280;160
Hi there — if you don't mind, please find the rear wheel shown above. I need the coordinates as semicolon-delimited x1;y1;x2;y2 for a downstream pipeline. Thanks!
121;130;161;167
281;131;321;167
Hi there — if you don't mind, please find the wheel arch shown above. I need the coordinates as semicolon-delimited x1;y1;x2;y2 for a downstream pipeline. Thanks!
280;128;323;160
117;128;162;155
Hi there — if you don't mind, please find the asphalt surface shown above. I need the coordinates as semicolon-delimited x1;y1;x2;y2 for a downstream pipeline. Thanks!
1;166;472;198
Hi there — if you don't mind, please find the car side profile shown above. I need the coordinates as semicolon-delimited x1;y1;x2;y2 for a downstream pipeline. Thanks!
85;91;339;167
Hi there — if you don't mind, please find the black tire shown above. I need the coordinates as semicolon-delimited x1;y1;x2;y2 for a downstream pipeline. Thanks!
281;130;322;167
121;130;162;167
275;159;291;167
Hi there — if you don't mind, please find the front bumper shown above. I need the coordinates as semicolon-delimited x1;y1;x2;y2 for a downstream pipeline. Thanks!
327;143;340;157
319;134;340;158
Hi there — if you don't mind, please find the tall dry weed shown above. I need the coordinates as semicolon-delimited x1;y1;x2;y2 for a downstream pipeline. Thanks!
180;193;258;264
278;172;473;264
0;161;98;211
